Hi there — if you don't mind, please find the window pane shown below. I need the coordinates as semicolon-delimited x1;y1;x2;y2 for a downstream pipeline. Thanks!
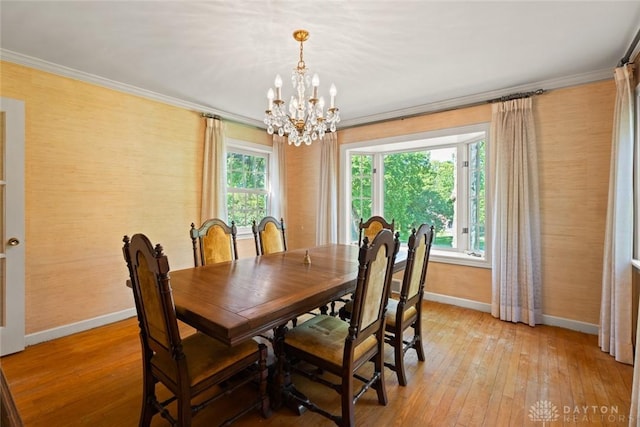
383;148;456;245
226;149;269;228
350;154;373;242
468;140;485;253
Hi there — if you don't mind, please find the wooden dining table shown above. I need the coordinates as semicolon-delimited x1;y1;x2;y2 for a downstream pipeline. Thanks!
170;244;406;347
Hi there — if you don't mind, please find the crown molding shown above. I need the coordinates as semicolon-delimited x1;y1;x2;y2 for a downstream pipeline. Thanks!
0;49;264;128
339;67;613;128
2;48;613;130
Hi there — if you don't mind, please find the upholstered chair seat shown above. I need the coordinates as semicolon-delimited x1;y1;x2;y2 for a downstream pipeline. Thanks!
151;332;262;388
284;315;378;366
384;298;417;329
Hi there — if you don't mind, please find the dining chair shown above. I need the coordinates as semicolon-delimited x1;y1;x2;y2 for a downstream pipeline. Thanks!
282;229;399;427
252;216;287;256
358;215;395;247
327;216;397;317
383;224;434;386
190;218;238;266
122;233;270;427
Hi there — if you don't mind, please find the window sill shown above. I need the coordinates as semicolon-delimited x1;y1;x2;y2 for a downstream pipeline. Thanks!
237;231;254;240
633;259;640;271
430;250;491;269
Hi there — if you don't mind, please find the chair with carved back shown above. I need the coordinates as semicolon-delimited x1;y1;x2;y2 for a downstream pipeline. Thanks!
122;233;270;426
252;216;287;256
281;229;400;427
190;218;238;266
327;216;396;317
384;224;434;386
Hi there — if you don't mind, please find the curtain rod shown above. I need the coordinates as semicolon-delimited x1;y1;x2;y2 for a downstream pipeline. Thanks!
487;89;545;103
339;88;547;130
619;26;640;66
200;112;265;131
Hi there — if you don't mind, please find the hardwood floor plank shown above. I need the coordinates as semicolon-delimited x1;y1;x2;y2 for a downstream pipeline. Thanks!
1;301;633;426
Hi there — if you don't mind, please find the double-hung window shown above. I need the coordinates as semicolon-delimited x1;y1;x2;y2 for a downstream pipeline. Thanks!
226;139;272;234
341;123;490;268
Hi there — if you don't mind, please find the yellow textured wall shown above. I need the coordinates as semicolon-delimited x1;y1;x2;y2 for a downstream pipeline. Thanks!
536;82;614;324
286;80;615;325
0;61;263;334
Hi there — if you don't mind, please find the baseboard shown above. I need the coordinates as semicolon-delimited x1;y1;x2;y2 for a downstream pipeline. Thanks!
25;308;136;346
539;314;599;335
424;292;492;313
424;292;599;335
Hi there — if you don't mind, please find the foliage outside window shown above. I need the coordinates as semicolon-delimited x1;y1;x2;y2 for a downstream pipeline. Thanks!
345;125;489;266
226;148;269;229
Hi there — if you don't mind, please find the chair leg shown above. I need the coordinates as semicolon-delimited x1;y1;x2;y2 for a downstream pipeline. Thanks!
341;374;355;427
177;395;192;427
139;366;156;427
413;321;425;361
374;349;388;406
394;331;408;387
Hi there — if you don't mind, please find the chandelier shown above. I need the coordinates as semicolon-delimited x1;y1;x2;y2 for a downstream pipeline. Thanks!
264;29;340;146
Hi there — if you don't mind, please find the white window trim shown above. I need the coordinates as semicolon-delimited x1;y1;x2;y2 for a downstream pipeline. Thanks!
226;138;274;238
634;82;640;262
339;123;491;269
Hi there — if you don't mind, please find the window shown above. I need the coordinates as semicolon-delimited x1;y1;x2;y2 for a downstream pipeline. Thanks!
340;124;490;268
226;139;272;232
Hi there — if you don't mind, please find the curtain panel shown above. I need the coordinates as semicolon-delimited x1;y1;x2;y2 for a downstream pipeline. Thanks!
599;64;635;366
490;97;542;327
271;135;288;221
201;117;227;223
316;132;338;245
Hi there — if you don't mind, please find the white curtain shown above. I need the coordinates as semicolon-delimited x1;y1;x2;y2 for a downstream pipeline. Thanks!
600;64;635;367
200;117;227;223
490;97;542;327
316;132;338;245
270;135;287;220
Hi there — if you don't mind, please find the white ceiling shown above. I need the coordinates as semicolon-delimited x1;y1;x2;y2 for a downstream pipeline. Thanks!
1;1;639;128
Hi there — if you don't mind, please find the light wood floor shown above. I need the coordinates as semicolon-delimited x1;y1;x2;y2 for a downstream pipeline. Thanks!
1;301;634;426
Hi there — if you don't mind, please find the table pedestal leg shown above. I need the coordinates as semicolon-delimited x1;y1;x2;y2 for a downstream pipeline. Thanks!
271;323;306;415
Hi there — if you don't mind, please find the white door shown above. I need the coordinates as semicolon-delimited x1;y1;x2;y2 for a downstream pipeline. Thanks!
0;97;25;356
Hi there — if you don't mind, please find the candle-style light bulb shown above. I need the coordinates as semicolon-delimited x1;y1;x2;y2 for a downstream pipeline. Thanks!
318;96;325;117
267;88;274;110
312;74;320;99
274;74;283;100
329;83;337;108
